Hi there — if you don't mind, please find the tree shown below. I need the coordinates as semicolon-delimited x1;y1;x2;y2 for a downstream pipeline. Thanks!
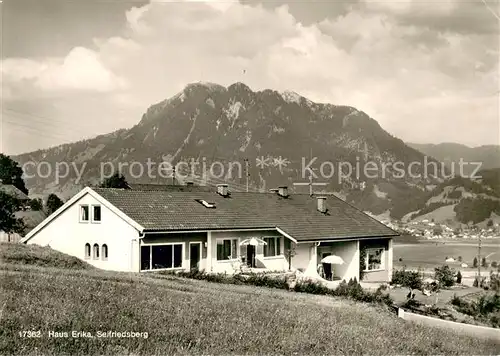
0;191;25;233
458;256;463;262
492;261;498;268
29;198;43;211
473;277;479;288
481;257;489;268
391;268;422;293
487;219;494;227
489;271;500;292
473;257;478;268
99;173;130;189
46;194;64;214
0;154;28;194
434;265;455;287
456;271;462;284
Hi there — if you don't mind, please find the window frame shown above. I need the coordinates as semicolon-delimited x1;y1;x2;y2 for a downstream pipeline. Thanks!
263;236;281;258
91;205;102;223
79;205;90;223
93;243;100;260
84;243;91;259
140;242;184;271
101;244;108;261
364;248;385;272
216;238;238;261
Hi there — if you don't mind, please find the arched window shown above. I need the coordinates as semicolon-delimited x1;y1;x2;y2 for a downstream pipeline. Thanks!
102;244;108;261
85;243;91;259
93;244;99;260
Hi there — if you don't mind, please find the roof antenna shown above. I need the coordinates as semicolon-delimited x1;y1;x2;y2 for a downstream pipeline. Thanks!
244;158;249;192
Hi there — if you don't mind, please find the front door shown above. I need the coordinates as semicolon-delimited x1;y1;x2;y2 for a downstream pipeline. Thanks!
189;243;201;270
322;253;332;281
246;245;256;267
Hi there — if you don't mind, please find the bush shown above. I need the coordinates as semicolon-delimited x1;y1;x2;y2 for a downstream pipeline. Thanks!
29;198;43;211
489;272;500;292
162;270;290;290
451;295;478;317
167;270;394;307
456;271;462;284
492;261;498;268
490;312;500;328
473;277;479;288
477;294;500;316
473;257;478;268
402;298;421;310
245;273;289;289
452;293;500;328
294;280;331;295
330;278;393;306
391;267;423;290
434;265;455;288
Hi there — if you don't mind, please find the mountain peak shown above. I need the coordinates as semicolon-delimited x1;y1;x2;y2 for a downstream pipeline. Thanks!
228;82;252;92
184;81;227;93
280;90;304;104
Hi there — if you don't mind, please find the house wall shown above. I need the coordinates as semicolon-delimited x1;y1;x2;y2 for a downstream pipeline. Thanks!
292;243;315;272
141;232;207;271
25;193;140;272
209;230;287;273
317;240;359;281
0;231;22;243
360;238;392;282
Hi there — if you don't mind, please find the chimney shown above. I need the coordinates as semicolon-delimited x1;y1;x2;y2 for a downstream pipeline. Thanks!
278;186;288;198
217;184;229;197
317;196;327;213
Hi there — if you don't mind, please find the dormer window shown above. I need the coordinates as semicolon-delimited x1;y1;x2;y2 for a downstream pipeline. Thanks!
195;199;216;208
80;205;89;222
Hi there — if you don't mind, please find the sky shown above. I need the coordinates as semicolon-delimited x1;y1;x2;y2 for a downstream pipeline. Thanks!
1;0;499;155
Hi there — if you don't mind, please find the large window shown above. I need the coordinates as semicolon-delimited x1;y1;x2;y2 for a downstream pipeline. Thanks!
93;243;100;259
80;205;89;222
217;239;238;261
84;243;91;259
92;205;101;222
264;237;281;257
141;246;151;271
140;244;183;270
365;248;384;271
102;244;108;260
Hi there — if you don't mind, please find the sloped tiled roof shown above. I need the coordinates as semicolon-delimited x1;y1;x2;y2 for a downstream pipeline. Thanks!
0;184;29;200
128;184;215;193
93;188;398;241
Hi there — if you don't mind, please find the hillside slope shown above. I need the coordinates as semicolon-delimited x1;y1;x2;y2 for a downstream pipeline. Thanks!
408;143;500;175
1;244;498;355
406;171;500;225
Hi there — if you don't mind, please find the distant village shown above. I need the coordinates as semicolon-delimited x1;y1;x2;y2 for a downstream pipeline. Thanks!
379;218;500;241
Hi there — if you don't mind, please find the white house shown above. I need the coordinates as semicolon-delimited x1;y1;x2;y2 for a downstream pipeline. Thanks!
21;184;398;283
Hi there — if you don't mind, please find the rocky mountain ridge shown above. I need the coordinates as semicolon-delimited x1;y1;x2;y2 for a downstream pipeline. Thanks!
14;81;444;219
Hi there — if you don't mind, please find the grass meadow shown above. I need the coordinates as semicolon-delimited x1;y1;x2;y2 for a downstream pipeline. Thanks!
1;243;500;355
